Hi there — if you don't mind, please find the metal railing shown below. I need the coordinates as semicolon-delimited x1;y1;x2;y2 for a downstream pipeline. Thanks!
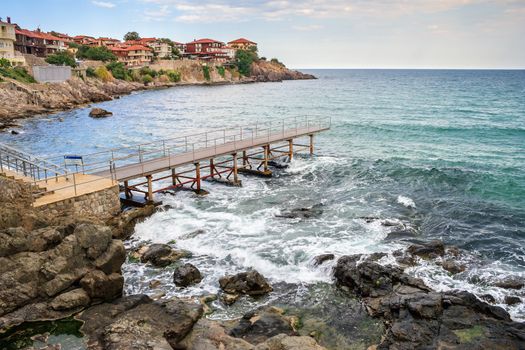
44;116;331;178
0;142;68;182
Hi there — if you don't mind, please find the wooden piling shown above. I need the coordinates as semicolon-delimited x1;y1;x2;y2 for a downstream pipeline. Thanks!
146;175;153;202
288;139;293;161
263;145;269;172
309;134;314;156
210;159;215;178
232;153;238;183
171;168;177;185
195;162;201;193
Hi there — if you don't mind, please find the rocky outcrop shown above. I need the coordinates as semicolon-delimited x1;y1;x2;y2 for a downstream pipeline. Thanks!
333;253;525;349
0;222;125;330
219;270;273;297
0;60;314;128
251;60;316;82
276;205;324;220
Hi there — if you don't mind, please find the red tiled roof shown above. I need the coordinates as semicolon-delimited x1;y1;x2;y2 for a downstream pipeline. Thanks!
228;38;256;45
124;45;151;51
139;38;157;42
187;38;224;45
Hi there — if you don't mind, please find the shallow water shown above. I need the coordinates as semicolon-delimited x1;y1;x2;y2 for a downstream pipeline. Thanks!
2;69;525;325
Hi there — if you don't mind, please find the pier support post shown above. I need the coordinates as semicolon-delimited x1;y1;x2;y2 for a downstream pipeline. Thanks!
242;150;248;167
171;168;177;186
288;139;293;161
232;153;239;183
263;145;269;172
146;175;153;202
194;162;201;193
309;134;314;156
210;159;215;178
124;180;132;199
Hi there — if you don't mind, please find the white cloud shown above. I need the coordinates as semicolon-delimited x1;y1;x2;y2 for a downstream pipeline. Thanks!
144;5;171;21
92;1;116;8
292;24;323;31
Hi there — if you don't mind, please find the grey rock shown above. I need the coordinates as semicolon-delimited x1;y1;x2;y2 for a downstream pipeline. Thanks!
173;263;202;287
219;270;273;296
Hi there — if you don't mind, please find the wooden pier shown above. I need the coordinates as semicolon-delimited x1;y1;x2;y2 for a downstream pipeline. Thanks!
0;117;330;205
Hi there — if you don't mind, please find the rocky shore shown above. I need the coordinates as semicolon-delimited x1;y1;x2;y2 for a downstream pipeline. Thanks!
1;194;524;349
0;60;314;130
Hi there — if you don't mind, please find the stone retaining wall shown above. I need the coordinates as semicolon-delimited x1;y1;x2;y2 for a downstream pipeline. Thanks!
37;185;121;220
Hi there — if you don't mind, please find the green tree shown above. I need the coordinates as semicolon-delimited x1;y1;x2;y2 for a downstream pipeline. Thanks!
235;49;258;76
45;51;76;67
124;31;140;41
142;74;153;84
76;45;116;61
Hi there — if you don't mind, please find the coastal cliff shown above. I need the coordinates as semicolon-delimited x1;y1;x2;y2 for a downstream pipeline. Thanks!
0;60;314;129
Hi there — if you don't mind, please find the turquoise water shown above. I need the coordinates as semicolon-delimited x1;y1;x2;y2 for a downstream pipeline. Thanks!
2;69;525;321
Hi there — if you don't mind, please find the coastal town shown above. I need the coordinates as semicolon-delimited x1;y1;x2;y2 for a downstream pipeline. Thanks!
1;16;258;68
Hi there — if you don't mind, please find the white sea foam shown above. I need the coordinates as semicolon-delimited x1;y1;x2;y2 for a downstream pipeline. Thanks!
397;195;416;208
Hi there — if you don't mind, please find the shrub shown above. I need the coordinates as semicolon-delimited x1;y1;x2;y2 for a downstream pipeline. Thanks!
130;69;142;82
86;67;96;77
139;66;157;78
158;74;170;83
216;65;225;78
235;49;258;76
202;65;210;81
166;70;181;82
142;74;153;84
270;58;285;67
106;61;131;80
76;45;116;62
94;66;113;82
45;51;76;67
0;58;11;69
0;66;36;83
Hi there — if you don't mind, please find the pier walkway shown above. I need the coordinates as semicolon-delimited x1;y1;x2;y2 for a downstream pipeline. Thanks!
0;116;330;205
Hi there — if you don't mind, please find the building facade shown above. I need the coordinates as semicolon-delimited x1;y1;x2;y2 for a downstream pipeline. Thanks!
228;38;257;51
110;44;153;67
184;38;229;61
0;17;25;65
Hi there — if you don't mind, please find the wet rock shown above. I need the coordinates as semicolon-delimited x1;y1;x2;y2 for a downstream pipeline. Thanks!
393;249;417;266
50;288;90;310
140;243;191;267
89;107;112;118
180;228;206;239
481;294;496;304
230;306;297;344
255;334;326;350
108;205;156;239
312;253;335;266
219;270;273;296
10;130;19;135
494;277;525;290
221;293;240;305
173;263;202;287
385;229;417;241
407;239;445;259
358;216;380;223
80;270;123;301
439;259;466;274
179;318;253;350
505;296;521;305
276;205;323;219
78;295;203;349
149;279;161;289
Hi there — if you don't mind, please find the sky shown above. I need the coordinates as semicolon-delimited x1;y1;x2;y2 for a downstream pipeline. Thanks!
2;0;525;69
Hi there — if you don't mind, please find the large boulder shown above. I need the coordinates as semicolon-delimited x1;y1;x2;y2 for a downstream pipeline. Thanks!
230;307;297;344
50;288;90;311
173;263;202;287
78;295;203;349
80;270;123;301
89;107;113;118
141;243;191;267
219;270;273;296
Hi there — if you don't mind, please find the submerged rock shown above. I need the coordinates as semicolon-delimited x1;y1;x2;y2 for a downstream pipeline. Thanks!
407;239;445;259
219;270;273;296
276;205;323;220
173;263;202;287
140;243;191;267
439;259;466;274
494;277;525;290
505;296;521;305
89;107;112;118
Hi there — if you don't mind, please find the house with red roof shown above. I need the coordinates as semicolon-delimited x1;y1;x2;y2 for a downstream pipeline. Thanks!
73;35;97;46
96;37;121;47
110;44;153;67
228;38;257;51
183;38;230;61
14;27;67;57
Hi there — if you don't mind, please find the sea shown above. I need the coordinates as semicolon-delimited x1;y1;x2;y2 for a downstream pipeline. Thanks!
2;69;524;326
